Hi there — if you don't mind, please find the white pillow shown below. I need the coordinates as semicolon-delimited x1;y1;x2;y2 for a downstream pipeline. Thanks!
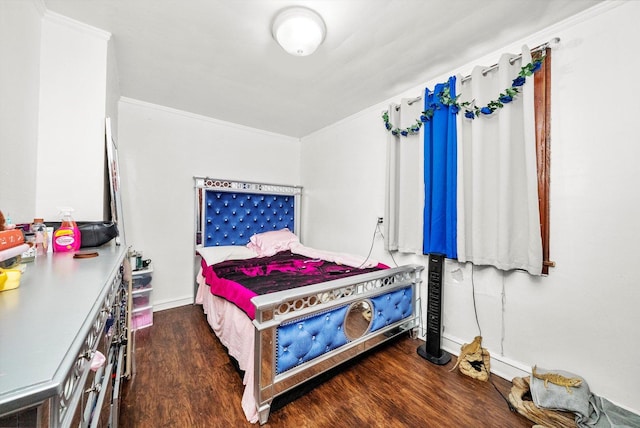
247;228;299;257
196;245;257;266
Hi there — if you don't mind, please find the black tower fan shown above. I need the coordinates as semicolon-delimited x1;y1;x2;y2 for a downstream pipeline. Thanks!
417;253;451;365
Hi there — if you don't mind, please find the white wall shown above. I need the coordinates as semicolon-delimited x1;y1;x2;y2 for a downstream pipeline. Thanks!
0;2;114;225
104;38;121;220
0;1;42;222
301;1;640;414
36;12;110;221
117;99;301;310
105;38;120;139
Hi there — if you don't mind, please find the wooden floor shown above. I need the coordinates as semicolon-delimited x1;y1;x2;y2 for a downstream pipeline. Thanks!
120;305;534;428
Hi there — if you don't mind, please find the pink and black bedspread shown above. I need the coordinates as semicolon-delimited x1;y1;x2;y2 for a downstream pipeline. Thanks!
200;250;387;320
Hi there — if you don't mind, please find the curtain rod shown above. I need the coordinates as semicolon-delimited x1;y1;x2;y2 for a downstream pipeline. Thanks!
402;37;560;108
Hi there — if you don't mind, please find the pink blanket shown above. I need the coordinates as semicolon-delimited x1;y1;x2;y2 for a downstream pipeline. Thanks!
195;270;258;423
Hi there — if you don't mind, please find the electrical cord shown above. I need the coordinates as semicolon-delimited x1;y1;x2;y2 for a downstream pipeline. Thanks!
375;223;399;267
376;223;427;338
477;357;517;412
355;219;401;269
471;265;482;338
354;220;380;270
469;264;516;412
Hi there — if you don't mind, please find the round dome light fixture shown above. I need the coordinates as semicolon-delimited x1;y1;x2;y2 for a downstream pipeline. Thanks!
272;7;326;56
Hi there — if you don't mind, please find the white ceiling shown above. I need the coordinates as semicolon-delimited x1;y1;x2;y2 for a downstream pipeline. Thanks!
44;0;603;138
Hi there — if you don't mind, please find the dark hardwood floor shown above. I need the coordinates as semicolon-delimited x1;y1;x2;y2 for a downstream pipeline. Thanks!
120;305;533;428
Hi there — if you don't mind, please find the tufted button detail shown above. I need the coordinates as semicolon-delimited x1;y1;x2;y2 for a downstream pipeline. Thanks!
203;189;297;251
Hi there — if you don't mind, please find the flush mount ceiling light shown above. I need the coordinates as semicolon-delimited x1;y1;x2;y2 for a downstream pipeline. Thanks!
272;7;326;56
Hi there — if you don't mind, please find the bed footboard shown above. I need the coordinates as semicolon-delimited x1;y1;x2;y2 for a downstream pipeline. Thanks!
251;264;424;425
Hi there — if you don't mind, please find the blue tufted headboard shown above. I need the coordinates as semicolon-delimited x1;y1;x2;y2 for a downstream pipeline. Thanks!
194;177;302;247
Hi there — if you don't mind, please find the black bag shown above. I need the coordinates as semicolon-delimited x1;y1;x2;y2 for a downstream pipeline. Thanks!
78;222;119;248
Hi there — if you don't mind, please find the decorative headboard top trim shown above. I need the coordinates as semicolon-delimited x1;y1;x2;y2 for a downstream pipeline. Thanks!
195;177;302;196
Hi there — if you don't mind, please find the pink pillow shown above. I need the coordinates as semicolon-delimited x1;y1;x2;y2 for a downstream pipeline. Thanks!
248;228;299;257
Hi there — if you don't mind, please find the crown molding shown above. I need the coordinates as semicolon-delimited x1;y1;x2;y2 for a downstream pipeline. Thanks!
32;0;47;17
43;8;111;41
119;97;300;142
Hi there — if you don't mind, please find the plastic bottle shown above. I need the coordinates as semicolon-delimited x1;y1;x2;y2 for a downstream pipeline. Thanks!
53;208;81;252
31;218;48;256
5;213;15;230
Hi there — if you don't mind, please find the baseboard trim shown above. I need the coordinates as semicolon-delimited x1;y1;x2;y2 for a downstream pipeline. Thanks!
441;334;530;382
153;296;194;312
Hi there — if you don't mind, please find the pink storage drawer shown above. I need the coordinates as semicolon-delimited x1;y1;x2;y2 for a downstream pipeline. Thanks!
132;306;153;330
132;288;152;309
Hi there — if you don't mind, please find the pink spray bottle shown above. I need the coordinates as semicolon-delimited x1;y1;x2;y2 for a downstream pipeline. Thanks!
53;208;82;252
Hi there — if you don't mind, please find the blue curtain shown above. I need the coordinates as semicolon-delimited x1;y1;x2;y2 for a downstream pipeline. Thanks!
423;76;457;258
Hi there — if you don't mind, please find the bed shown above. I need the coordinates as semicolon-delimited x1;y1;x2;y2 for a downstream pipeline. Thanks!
193;177;424;424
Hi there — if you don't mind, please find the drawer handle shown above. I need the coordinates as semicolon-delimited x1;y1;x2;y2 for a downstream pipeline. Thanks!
85;383;102;394
78;350;93;361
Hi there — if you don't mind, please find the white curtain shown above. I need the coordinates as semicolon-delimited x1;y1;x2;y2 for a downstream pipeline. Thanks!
384;99;423;253
456;45;543;275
